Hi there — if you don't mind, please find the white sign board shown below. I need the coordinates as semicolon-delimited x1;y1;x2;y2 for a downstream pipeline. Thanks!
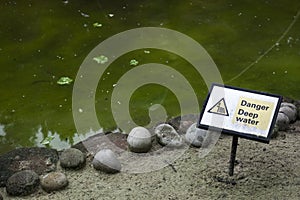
198;84;282;143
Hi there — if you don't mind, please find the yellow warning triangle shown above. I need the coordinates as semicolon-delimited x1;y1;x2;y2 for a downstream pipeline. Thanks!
208;98;229;116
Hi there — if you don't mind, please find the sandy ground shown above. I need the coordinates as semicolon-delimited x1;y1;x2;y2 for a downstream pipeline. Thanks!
1;122;300;200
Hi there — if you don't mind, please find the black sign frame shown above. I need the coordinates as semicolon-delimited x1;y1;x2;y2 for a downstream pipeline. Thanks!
198;83;282;143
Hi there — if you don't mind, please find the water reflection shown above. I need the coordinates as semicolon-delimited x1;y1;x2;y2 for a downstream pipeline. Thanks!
33;125;103;151
0;125;6;137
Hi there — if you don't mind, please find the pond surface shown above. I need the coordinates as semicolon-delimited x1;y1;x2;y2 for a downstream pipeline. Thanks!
0;0;300;153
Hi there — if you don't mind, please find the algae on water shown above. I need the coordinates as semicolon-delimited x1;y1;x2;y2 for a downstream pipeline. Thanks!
93;55;108;64
130;59;139;66
57;77;73;85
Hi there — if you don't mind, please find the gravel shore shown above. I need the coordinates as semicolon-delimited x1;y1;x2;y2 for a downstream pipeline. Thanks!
1;122;299;200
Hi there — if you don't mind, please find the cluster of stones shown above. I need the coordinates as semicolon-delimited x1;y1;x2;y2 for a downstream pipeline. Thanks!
2;101;298;198
90;123;209;175
0;99;299;198
0;147;86;197
127;123;208;153
274;102;299;134
87;123;209;180
0;122;203;198
0;145;124;197
102;101;300;164
0;100;299;198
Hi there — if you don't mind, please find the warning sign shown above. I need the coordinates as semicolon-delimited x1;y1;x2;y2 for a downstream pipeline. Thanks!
233;97;274;130
208;98;229;116
198;84;282;143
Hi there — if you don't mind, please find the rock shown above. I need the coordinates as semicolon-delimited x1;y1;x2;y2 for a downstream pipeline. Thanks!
271;124;279;138
127;127;152;153
155;124;183;147
294;100;300;120
276;112;290;131
41;172;68;192
281;102;297;111
168;114;199;134
0;192;2;200
60;148;86;169
279;106;297;122
72;132;128;155
6;170;39;196
0;147;58;187
92;149;121;173
185;123;207;147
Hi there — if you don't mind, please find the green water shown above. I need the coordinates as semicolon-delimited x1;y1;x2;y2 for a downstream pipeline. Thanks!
0;0;299;153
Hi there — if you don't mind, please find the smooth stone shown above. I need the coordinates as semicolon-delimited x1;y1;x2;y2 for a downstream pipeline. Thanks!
185;123;207;147
0;147;58;187
281;102;297;111
271;124;279;138
155;124;183;147
6;170;39;196
279;106;297;122
92;149;121;173
127;127;152;153
276;112;290;131
294;100;300;120
60;148;86;169
167;114;199;134
41;172;68;192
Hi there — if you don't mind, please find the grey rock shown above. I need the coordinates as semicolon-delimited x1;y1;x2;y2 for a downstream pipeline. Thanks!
271;124;280;138
92;149;121;173
281;102;297;111
155;124;183;147
41;172;68;192
294;100;300;120
276;112;290;131
185;123;207;147
60;148;86;169
167;114;199;134
127;127;152;153
6;170;39;196
279;106;297;122
0;147;58;187
72;132;128;155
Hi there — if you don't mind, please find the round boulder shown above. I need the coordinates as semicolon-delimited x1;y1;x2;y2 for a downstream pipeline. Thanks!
127;127;152;153
92;149;121;173
281;102;297;111
185;123;207;148
294;100;300;120
60;148;86;169
276;112;290;131
155;124;183;147
6;170;39;196
279;106;297;123
41;172;68;192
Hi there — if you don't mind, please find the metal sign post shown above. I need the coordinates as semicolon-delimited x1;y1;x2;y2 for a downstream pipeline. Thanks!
228;136;239;176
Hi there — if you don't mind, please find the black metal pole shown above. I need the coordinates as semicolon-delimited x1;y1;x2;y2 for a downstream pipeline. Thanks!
229;136;239;176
